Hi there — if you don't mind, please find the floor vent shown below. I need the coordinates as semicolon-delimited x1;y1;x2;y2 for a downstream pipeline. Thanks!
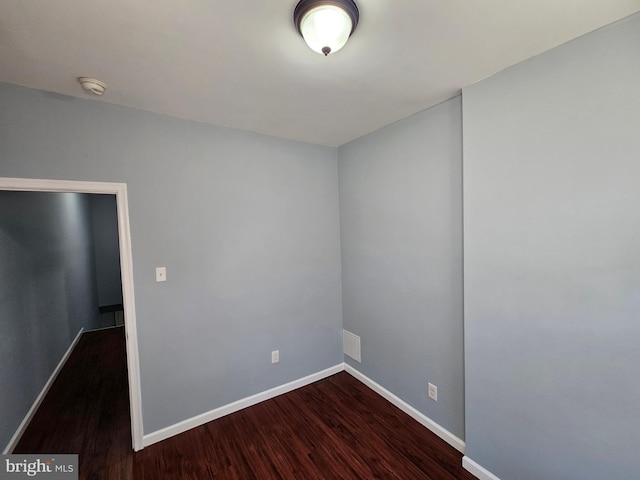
343;330;361;363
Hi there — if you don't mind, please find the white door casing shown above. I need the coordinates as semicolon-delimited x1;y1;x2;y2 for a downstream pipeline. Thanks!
0;177;144;451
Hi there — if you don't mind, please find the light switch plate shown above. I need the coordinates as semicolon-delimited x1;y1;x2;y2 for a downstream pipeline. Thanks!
155;267;167;282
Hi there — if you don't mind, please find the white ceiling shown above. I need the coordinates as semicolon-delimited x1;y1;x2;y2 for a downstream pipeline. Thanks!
2;1;639;146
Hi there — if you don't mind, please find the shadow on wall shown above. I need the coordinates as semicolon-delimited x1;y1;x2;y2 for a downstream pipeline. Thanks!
89;194;123;327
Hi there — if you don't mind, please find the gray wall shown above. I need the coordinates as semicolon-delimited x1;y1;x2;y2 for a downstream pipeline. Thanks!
338;97;464;439
462;13;640;480
89;194;122;307
0;83;343;434
0;191;100;450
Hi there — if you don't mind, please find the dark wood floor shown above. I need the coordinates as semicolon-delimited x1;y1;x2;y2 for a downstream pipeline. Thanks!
14;327;477;480
14;326;133;478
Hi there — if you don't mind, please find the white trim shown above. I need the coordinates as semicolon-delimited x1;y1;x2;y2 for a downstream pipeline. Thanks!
462;456;502;480
143;362;467;453
143;364;344;448
344;364;466;453
0;177;144;451
114;183;144;451
3;328;84;454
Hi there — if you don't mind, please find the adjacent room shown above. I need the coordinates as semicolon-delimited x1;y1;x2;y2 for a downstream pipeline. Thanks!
1;2;639;479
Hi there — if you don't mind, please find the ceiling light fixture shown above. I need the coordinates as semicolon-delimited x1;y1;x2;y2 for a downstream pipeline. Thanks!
294;0;359;56
78;77;107;95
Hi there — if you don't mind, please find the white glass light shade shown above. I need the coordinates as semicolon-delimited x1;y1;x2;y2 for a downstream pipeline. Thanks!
299;5;353;55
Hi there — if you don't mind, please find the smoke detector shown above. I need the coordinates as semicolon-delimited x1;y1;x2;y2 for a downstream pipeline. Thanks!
78;77;106;95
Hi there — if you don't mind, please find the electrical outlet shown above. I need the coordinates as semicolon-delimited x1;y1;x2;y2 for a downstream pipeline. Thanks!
271;350;279;364
155;267;167;282
428;382;438;401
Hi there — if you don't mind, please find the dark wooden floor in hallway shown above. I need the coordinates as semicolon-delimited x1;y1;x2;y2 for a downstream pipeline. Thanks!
14;327;477;480
13;326;133;478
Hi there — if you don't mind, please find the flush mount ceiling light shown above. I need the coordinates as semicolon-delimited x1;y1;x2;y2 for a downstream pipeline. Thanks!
294;0;359;56
78;77;107;95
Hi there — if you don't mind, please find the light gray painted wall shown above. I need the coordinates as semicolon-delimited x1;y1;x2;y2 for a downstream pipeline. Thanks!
0;83;343;434
89;194;122;307
338;97;464;439
462;13;640;480
0;191;100;450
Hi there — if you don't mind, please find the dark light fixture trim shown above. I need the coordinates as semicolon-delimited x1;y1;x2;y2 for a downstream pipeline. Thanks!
294;0;360;56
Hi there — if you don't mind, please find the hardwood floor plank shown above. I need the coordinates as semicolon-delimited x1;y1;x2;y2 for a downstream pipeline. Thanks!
13;327;477;480
14;327;133;479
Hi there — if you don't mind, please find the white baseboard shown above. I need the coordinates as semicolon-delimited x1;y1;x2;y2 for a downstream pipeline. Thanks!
462;456;501;480
3;328;84;454
344;363;466;453
143;362;467;455
143;363;344;447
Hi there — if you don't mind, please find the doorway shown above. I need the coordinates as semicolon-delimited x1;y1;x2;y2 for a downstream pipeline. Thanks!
0;177;143;452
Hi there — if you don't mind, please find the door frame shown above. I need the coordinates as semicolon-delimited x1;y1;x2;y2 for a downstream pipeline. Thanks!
0;177;144;451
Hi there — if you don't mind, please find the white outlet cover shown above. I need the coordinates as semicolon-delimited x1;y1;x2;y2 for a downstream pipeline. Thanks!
428;383;438;401
271;350;279;364
155;267;167;282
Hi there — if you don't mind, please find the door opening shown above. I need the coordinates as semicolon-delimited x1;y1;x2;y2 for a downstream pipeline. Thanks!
0;177;143;452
